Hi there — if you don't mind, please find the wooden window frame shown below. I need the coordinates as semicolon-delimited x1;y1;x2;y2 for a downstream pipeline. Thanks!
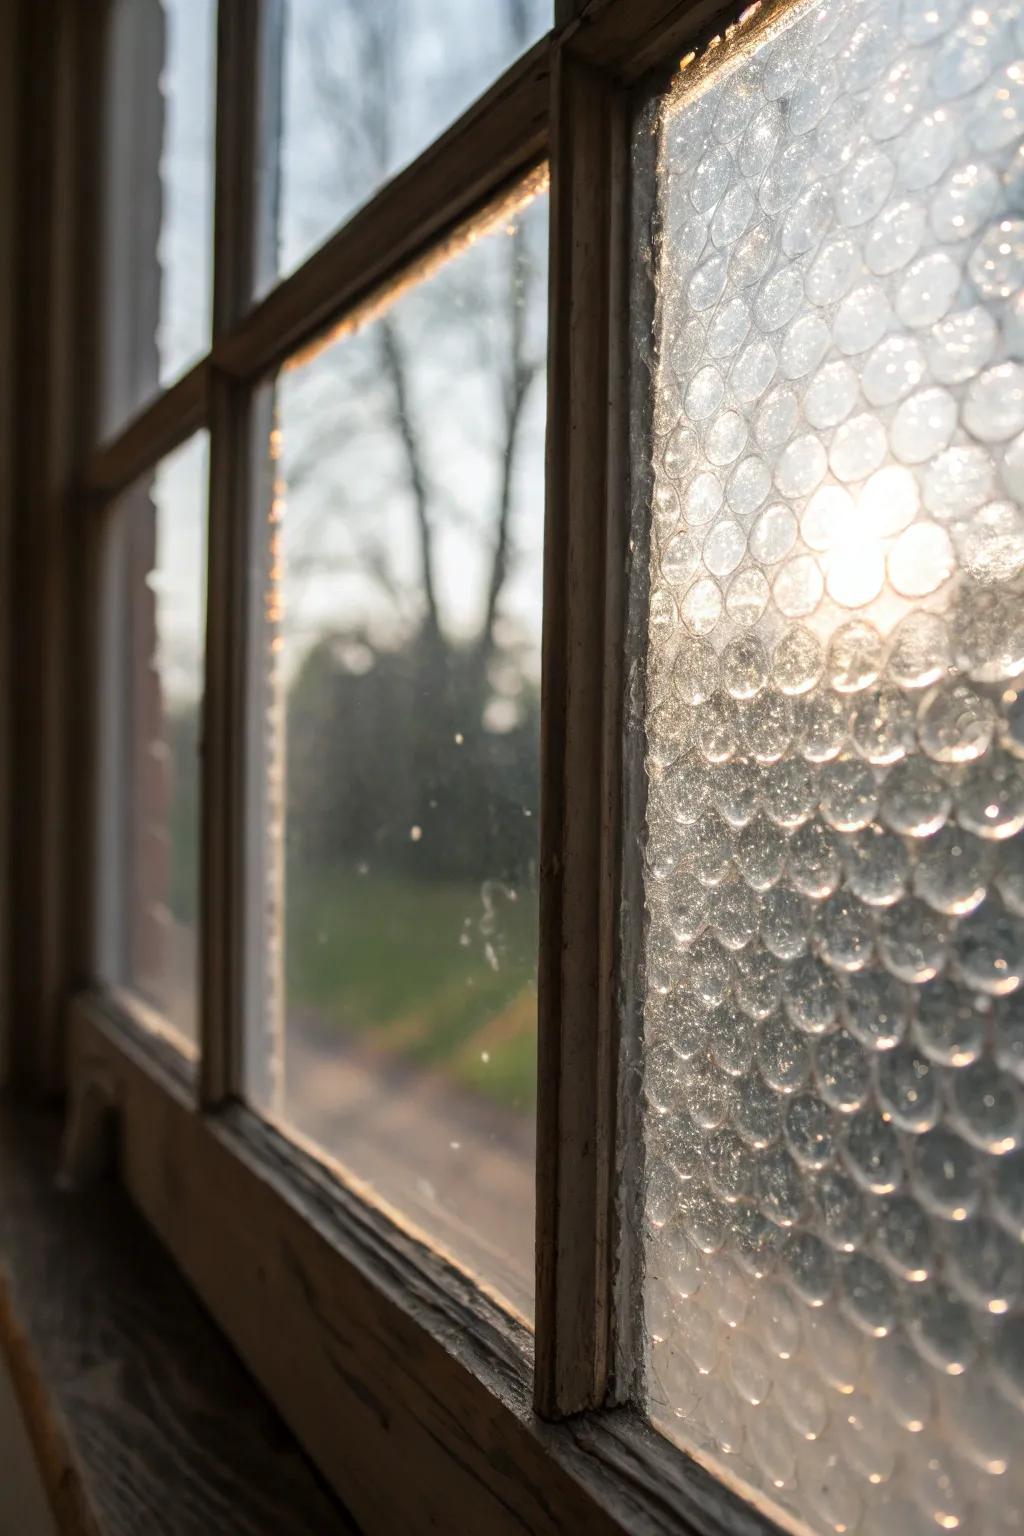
6;0;781;1531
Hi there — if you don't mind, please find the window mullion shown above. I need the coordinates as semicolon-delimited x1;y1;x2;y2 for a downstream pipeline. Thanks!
535;40;629;1418
199;0;265;1106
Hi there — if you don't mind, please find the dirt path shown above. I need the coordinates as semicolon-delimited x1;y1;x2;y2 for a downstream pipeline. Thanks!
280;1020;536;1319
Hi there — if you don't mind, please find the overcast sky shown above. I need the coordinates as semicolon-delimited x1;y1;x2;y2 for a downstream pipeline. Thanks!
139;0;550;704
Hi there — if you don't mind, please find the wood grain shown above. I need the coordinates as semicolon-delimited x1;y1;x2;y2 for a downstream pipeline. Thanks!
82;361;208;500
199;0;265;1107
0;1100;358;1536
535;43;628;1420
211;34;550;382
565;0;761;83
67;994;779;1536
8;0;102;1095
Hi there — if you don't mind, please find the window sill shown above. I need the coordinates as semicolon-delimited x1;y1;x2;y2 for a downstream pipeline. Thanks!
61;991;776;1536
0;1099;357;1536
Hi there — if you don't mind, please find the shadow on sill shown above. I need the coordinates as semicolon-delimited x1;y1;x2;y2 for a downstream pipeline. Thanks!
0;1097;358;1536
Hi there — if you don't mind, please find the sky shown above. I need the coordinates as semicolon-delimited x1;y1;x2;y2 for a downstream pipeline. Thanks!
124;0;551;704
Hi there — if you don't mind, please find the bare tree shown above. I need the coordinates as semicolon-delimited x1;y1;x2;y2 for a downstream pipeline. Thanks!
282;0;546;683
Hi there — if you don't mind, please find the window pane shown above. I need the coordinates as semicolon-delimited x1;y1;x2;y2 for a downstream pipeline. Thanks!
101;0;216;441
100;433;208;1048
247;187;547;1317
631;2;1024;1532
261;0;550;285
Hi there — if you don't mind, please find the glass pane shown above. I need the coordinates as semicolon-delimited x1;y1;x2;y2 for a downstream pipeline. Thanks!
101;432;208;1048
247;187;547;1317
262;0;550;285
100;0;216;441
631;2;1024;1532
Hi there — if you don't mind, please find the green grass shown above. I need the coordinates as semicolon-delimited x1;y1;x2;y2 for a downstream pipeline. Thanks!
286;870;538;1113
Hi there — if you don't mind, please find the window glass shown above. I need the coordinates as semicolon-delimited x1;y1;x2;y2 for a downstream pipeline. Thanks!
632;2;1024;1531
262;0;550;285
249;187;548;1317
101;433;208;1048
101;0;217;440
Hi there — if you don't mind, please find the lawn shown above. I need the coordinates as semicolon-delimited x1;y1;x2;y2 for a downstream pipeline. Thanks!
285;869;539;1113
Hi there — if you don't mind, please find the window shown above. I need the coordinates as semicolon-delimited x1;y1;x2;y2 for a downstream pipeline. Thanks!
101;0;217;440
99;432;208;1049
268;0;550;282
252;187;548;1316
631;1;1024;1532
11;0;1024;1532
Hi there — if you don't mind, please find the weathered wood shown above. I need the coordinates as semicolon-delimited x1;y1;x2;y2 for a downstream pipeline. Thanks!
0;1099;358;1536
68;994;778;1536
8;0;102;1095
82;361;209;500
199;0;265;1106
0;0;20;1086
212;35;550;382
535;43;628;1420
565;0;761;83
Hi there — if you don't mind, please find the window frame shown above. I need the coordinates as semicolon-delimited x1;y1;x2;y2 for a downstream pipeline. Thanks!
6;1;784;1532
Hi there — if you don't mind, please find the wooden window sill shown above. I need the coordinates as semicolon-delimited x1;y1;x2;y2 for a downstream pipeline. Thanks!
0;1100;357;1536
